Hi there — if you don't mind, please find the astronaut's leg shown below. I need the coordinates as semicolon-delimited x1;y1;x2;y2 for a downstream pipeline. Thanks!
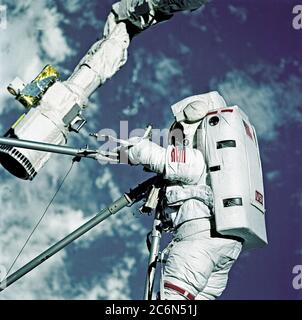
195;256;239;300
161;221;216;300
161;220;242;300
162;239;215;300
163;287;187;300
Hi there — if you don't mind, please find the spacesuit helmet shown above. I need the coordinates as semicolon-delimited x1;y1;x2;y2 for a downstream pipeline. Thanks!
168;91;227;148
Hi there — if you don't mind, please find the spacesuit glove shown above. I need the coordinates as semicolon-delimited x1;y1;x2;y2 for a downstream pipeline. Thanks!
95;125;153;164
127;139;165;173
96;134;165;173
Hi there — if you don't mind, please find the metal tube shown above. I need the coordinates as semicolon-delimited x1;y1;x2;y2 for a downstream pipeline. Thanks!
143;211;162;300
0;137;97;159
0;195;131;292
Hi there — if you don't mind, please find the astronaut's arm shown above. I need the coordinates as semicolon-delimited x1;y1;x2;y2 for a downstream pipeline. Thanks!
127;139;206;184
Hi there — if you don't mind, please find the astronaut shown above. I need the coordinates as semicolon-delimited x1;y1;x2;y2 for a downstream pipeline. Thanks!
107;91;243;300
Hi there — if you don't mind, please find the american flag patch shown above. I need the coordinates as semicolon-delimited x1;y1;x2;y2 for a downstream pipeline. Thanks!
243;120;254;141
255;191;264;205
171;147;186;163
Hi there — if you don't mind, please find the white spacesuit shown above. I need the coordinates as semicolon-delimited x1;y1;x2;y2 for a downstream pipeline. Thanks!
112;91;242;300
102;87;267;299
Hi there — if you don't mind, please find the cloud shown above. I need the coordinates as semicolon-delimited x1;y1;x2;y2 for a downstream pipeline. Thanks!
39;8;73;63
228;5;247;22
0;197;87;299
94;167;149;241
0;152;94;299
266;170;281;182
60;0;105;31
0;0;74;116
0;149;149;299
119;49;192;122
77;256;136;300
60;0;83;14
210;61;302;141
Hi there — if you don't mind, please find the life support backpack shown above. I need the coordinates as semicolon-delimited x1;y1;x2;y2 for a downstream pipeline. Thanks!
198;105;268;249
